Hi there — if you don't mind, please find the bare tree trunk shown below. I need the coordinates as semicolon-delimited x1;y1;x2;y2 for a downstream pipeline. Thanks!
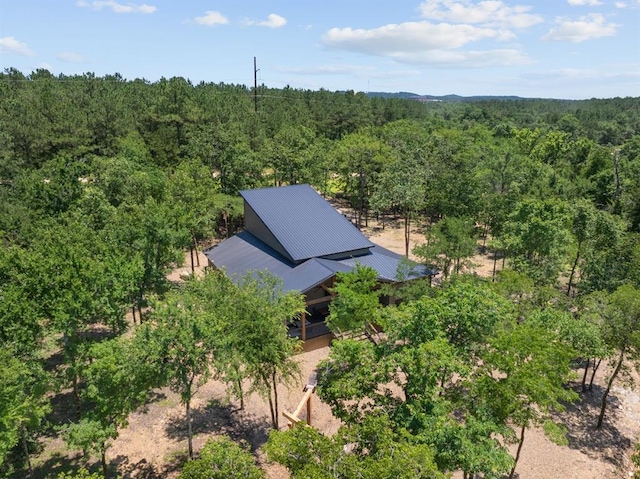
567;248;581;296
589;358;601;391
101;446;107;478
597;349;625;428
194;236;200;266
236;378;244;410
492;249;498;282
190;246;195;273
272;370;279;429
404;213;410;258
267;387;276;429
581;358;590;392
21;425;32;477
509;423;527;479
186;399;194;458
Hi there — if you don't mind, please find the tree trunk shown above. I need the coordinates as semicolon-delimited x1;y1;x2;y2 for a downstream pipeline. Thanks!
589;358;601;391
236;378;244;410
186;399;194;458
404;213;410;258
190;246;195;273
597;349;625;428
509;423;527;479
492;249;498;282
272;370;279;429
267;386;276;429
194;236;200;266
567;246;581;296
21;425;32;476
101;446;107;478
581;358;590;392
438;369;447;397
132;305;136;325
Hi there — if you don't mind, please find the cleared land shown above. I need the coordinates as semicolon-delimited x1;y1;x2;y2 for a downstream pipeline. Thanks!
32;219;640;479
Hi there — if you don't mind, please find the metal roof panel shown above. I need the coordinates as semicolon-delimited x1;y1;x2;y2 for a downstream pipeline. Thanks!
240;184;374;262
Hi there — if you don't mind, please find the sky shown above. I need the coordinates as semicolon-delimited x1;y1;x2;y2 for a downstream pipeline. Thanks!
0;0;638;99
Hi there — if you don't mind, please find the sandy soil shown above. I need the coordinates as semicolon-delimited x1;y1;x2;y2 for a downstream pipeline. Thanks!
34;220;640;479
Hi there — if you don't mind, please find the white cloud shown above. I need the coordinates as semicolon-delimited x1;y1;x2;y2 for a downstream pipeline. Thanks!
56;52;86;63
323;22;510;53
194;10;229;26
260;13;287;28
614;1;626;7
543;14;618;42
419;0;543;29
0;36;35;56
277;64;376;76
322;22;530;67
393;48;531;67
243;13;287;28
567;0;602;5
35;62;53;70
76;1;156;14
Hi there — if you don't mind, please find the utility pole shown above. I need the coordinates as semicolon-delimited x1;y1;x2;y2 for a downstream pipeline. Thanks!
254;56;259;113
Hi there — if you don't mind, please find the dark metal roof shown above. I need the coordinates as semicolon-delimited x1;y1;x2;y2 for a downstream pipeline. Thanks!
205;232;432;293
281;259;351;293
204;231;295;280
338;245;433;282
239;184;374;262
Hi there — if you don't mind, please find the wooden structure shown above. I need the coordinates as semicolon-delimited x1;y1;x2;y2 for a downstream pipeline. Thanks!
283;372;318;428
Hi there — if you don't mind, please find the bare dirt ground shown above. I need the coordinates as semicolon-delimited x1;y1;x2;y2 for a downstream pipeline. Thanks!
33;218;639;479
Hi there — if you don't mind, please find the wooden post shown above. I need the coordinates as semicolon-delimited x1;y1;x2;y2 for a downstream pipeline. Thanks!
301;311;306;342
284;386;315;428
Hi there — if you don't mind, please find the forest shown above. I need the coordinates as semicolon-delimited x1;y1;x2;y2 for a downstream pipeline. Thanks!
1;68;639;479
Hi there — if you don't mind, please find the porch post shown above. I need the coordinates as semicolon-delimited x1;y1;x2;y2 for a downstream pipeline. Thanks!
301;311;306;341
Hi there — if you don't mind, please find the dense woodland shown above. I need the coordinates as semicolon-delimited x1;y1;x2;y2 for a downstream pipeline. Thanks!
1;68;640;479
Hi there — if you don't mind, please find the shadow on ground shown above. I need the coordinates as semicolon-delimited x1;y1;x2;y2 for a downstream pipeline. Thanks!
111;456;173;479
164;399;271;451
26;451;86;479
556;383;631;470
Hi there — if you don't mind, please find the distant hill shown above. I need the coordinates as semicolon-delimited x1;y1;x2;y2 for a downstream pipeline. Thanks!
365;91;533;102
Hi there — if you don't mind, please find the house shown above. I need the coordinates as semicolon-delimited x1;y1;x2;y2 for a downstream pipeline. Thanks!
204;184;432;348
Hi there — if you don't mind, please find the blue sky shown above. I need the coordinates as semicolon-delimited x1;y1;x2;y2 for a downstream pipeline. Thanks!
1;0;638;99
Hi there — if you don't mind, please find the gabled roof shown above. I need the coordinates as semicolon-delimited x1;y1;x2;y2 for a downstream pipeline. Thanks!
240;184;374;262
204;233;432;294
205;184;434;294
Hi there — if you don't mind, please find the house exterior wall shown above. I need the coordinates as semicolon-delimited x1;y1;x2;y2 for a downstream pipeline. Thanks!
243;201;292;261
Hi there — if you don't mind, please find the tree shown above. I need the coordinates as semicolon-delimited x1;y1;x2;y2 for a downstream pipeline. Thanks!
166;158;221;272
266;415;445;479
0;347;49;476
501;198;571;284
62;419;115;479
373;121;430;256
326;264;381;334
107;197;184;318
62;335;161;477
413;217;477;279
56;468;103;479
597;284;640;428
232;272;305;429
475;320;578;479
335;131;392;228
178;436;264;479
144;275;224;458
